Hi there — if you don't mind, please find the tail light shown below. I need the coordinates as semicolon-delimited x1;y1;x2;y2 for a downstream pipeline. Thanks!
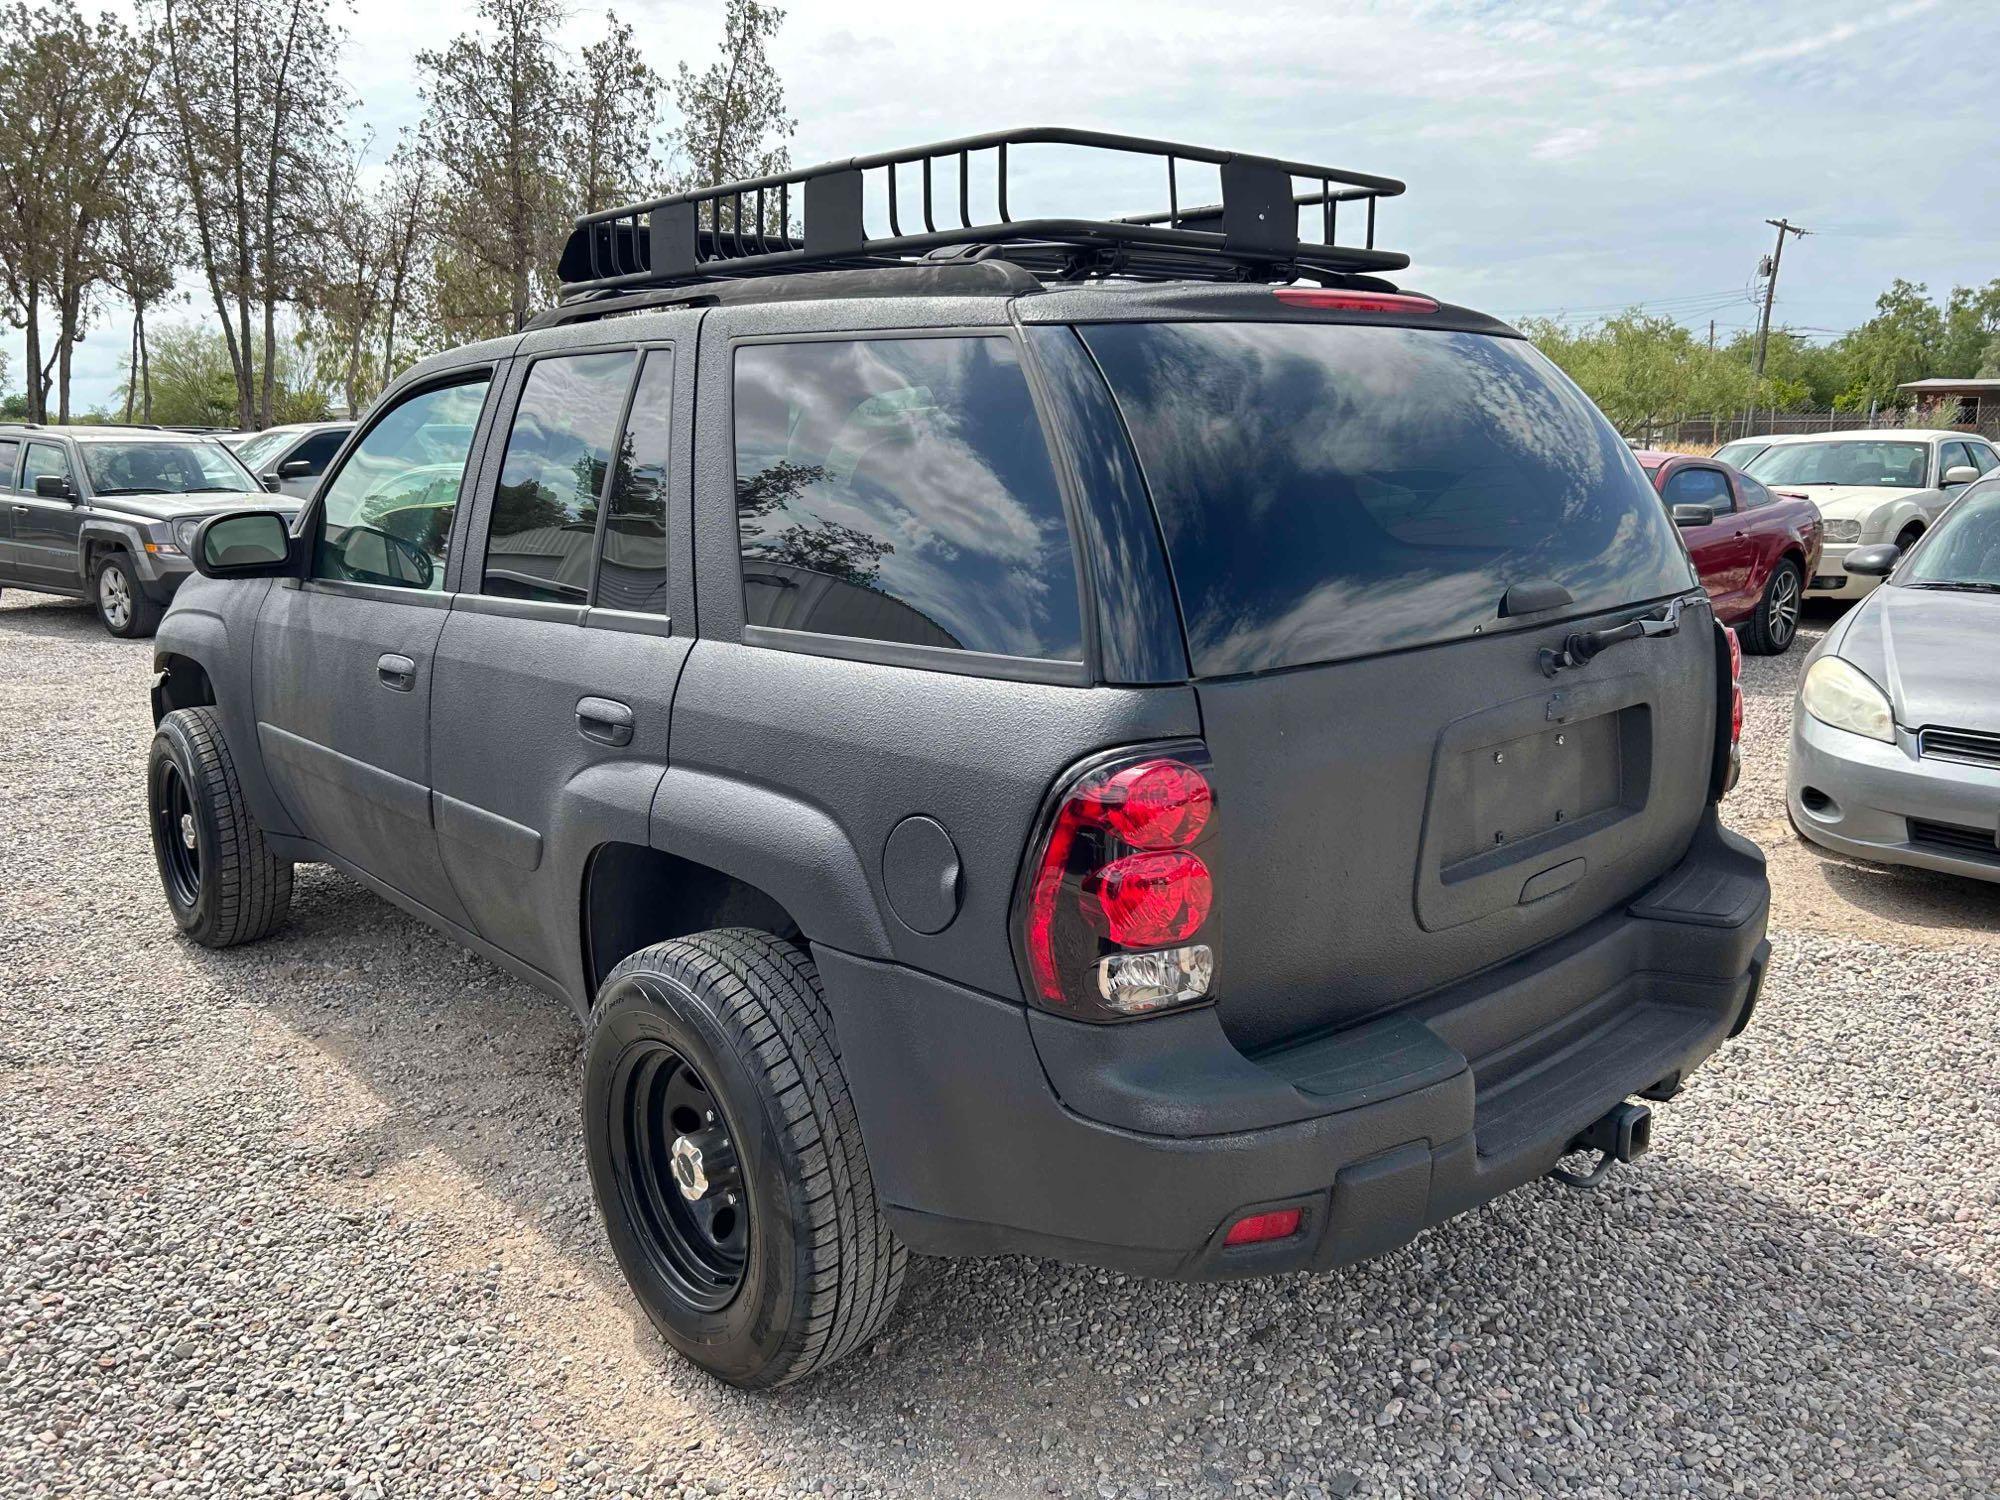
1273;288;1438;314
1726;623;1744;748
1017;743;1217;1022
1716;622;1743;799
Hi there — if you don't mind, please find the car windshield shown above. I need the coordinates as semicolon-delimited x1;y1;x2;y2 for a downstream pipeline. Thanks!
80;439;258;495
1743;440;1928;489
231;430;293;470
1712;441;1766;469
1082;322;1694;674
1900;484;2000;591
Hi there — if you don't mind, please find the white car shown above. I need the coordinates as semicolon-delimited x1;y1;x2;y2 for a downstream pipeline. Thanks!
1739;429;1999;600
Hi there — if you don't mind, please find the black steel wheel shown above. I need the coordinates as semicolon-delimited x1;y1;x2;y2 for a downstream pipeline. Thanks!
609;1042;749;1314
583;929;905;1388
148;707;293;947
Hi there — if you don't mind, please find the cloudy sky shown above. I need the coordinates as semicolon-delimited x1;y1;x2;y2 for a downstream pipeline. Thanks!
17;0;2000;414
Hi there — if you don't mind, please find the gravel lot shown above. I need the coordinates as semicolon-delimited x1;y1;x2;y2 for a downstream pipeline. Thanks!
2;591;1995;1500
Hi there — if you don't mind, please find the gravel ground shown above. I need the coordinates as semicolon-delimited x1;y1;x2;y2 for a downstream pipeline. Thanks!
1;591;1994;1500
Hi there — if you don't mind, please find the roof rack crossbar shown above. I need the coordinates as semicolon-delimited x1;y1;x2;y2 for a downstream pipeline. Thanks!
553;127;1408;301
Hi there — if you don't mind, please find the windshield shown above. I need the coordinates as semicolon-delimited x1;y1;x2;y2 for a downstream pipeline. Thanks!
1712;441;1767;469
1082;322;1695;675
1744;440;1929;489
80;439;258;496
231;430;293;471
1900;483;2000;590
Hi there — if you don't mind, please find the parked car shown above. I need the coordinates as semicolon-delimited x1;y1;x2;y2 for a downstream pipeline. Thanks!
1737;429;1999;601
226;421;354;500
1788;472;2000;881
140;130;1768;1389
1711;438;1770;470
0;424;289;636
1632;450;1822;653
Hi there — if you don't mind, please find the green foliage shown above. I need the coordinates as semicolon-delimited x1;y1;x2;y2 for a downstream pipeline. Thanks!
121;323;335;427
1522;312;1758;432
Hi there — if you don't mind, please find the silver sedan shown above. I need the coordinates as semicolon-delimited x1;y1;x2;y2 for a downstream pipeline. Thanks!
1788;474;2000;882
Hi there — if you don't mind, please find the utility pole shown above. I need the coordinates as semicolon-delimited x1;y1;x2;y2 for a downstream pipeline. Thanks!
1752;217;1809;383
1708;318;1716;350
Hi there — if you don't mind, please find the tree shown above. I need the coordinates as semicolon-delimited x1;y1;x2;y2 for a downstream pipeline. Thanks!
1523;312;1758;435
416;0;574;338
672;0;794;195
102;139;188;422
569;15;666;214
133;321;336;426
0;1;156;421
148;0;348;429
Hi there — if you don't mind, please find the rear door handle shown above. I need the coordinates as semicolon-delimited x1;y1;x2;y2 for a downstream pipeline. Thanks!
576;696;634;747
377;653;417;692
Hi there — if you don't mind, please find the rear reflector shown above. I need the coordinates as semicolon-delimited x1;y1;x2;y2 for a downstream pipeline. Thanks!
1273;288;1439;314
1223;1208;1303;1247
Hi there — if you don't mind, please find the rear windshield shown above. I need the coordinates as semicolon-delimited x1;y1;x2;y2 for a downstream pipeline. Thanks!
1081;322;1694;675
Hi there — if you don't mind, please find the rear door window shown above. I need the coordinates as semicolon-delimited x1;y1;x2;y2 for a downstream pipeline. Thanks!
0;439;19;490
596;350;673;614
1082;322;1693;676
483;351;638;604
732;336;1082;661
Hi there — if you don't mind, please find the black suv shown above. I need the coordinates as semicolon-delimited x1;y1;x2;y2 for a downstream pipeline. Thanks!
142;131;1769;1389
0;424;286;636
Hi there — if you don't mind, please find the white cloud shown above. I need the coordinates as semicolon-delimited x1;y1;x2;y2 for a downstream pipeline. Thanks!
9;0;1998;411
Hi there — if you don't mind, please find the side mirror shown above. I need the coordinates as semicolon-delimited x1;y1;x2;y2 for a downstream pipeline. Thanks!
191;510;296;579
1942;464;1980;487
1672;503;1715;528
261;472;285;493
34;473;72;500
1843;542;1901;577
277;458;313;479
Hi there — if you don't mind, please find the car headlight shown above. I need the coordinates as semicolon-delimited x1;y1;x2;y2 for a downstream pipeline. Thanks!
173;518;203;554
1822;518;1862;543
1800;656;1894;742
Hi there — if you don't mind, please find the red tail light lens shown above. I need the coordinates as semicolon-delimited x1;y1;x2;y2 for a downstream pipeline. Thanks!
1087;851;1213;947
1224;1208;1302;1247
1019;744;1217;1022
1725;624;1744;746
1273;288;1439;314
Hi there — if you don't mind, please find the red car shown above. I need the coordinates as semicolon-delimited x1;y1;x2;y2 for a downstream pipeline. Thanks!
1632;449;1823;654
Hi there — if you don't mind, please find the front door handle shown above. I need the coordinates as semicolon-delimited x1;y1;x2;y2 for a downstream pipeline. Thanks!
576;696;634;747
377;653;417;692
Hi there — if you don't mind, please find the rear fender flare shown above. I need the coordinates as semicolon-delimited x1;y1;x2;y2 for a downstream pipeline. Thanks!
648;766;893;961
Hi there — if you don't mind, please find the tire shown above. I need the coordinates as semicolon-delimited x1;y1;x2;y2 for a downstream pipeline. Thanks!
148;706;293;947
582;929;905;1389
1739;557;1803;655
94;552;163;638
1896;523;1924;551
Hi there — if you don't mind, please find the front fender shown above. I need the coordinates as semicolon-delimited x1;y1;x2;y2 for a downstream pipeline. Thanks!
648;766;893;960
77;518;152;582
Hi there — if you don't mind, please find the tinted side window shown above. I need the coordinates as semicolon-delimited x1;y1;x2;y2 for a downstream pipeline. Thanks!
0;439;18;490
596;349;673;614
483;351;638;604
315;377;490;590
22;442;72;492
290;428;346;475
733;337;1082;660
1737;474;1775;508
1664;467;1731;510
1968;442;1998;473
1940;441;1974;482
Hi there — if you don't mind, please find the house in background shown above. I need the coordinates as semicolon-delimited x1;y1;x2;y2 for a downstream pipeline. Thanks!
1897;376;2000;434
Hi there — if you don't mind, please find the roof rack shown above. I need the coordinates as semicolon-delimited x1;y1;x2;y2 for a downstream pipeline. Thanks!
551;127;1406;310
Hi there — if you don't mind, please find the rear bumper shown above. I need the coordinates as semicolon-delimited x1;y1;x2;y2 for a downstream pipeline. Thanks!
1788;712;2000;883
817;816;1769;1278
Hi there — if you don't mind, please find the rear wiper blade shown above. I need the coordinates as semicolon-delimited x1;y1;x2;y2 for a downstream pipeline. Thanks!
1540;594;1699;678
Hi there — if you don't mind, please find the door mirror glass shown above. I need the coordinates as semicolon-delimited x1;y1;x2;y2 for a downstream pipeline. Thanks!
1672;503;1715;528
1843;542;1901;577
194;510;294;577
34;473;71;500
1943;464;1980;487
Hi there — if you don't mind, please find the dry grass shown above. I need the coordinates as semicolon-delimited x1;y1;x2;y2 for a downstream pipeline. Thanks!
1644;439;1721;457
